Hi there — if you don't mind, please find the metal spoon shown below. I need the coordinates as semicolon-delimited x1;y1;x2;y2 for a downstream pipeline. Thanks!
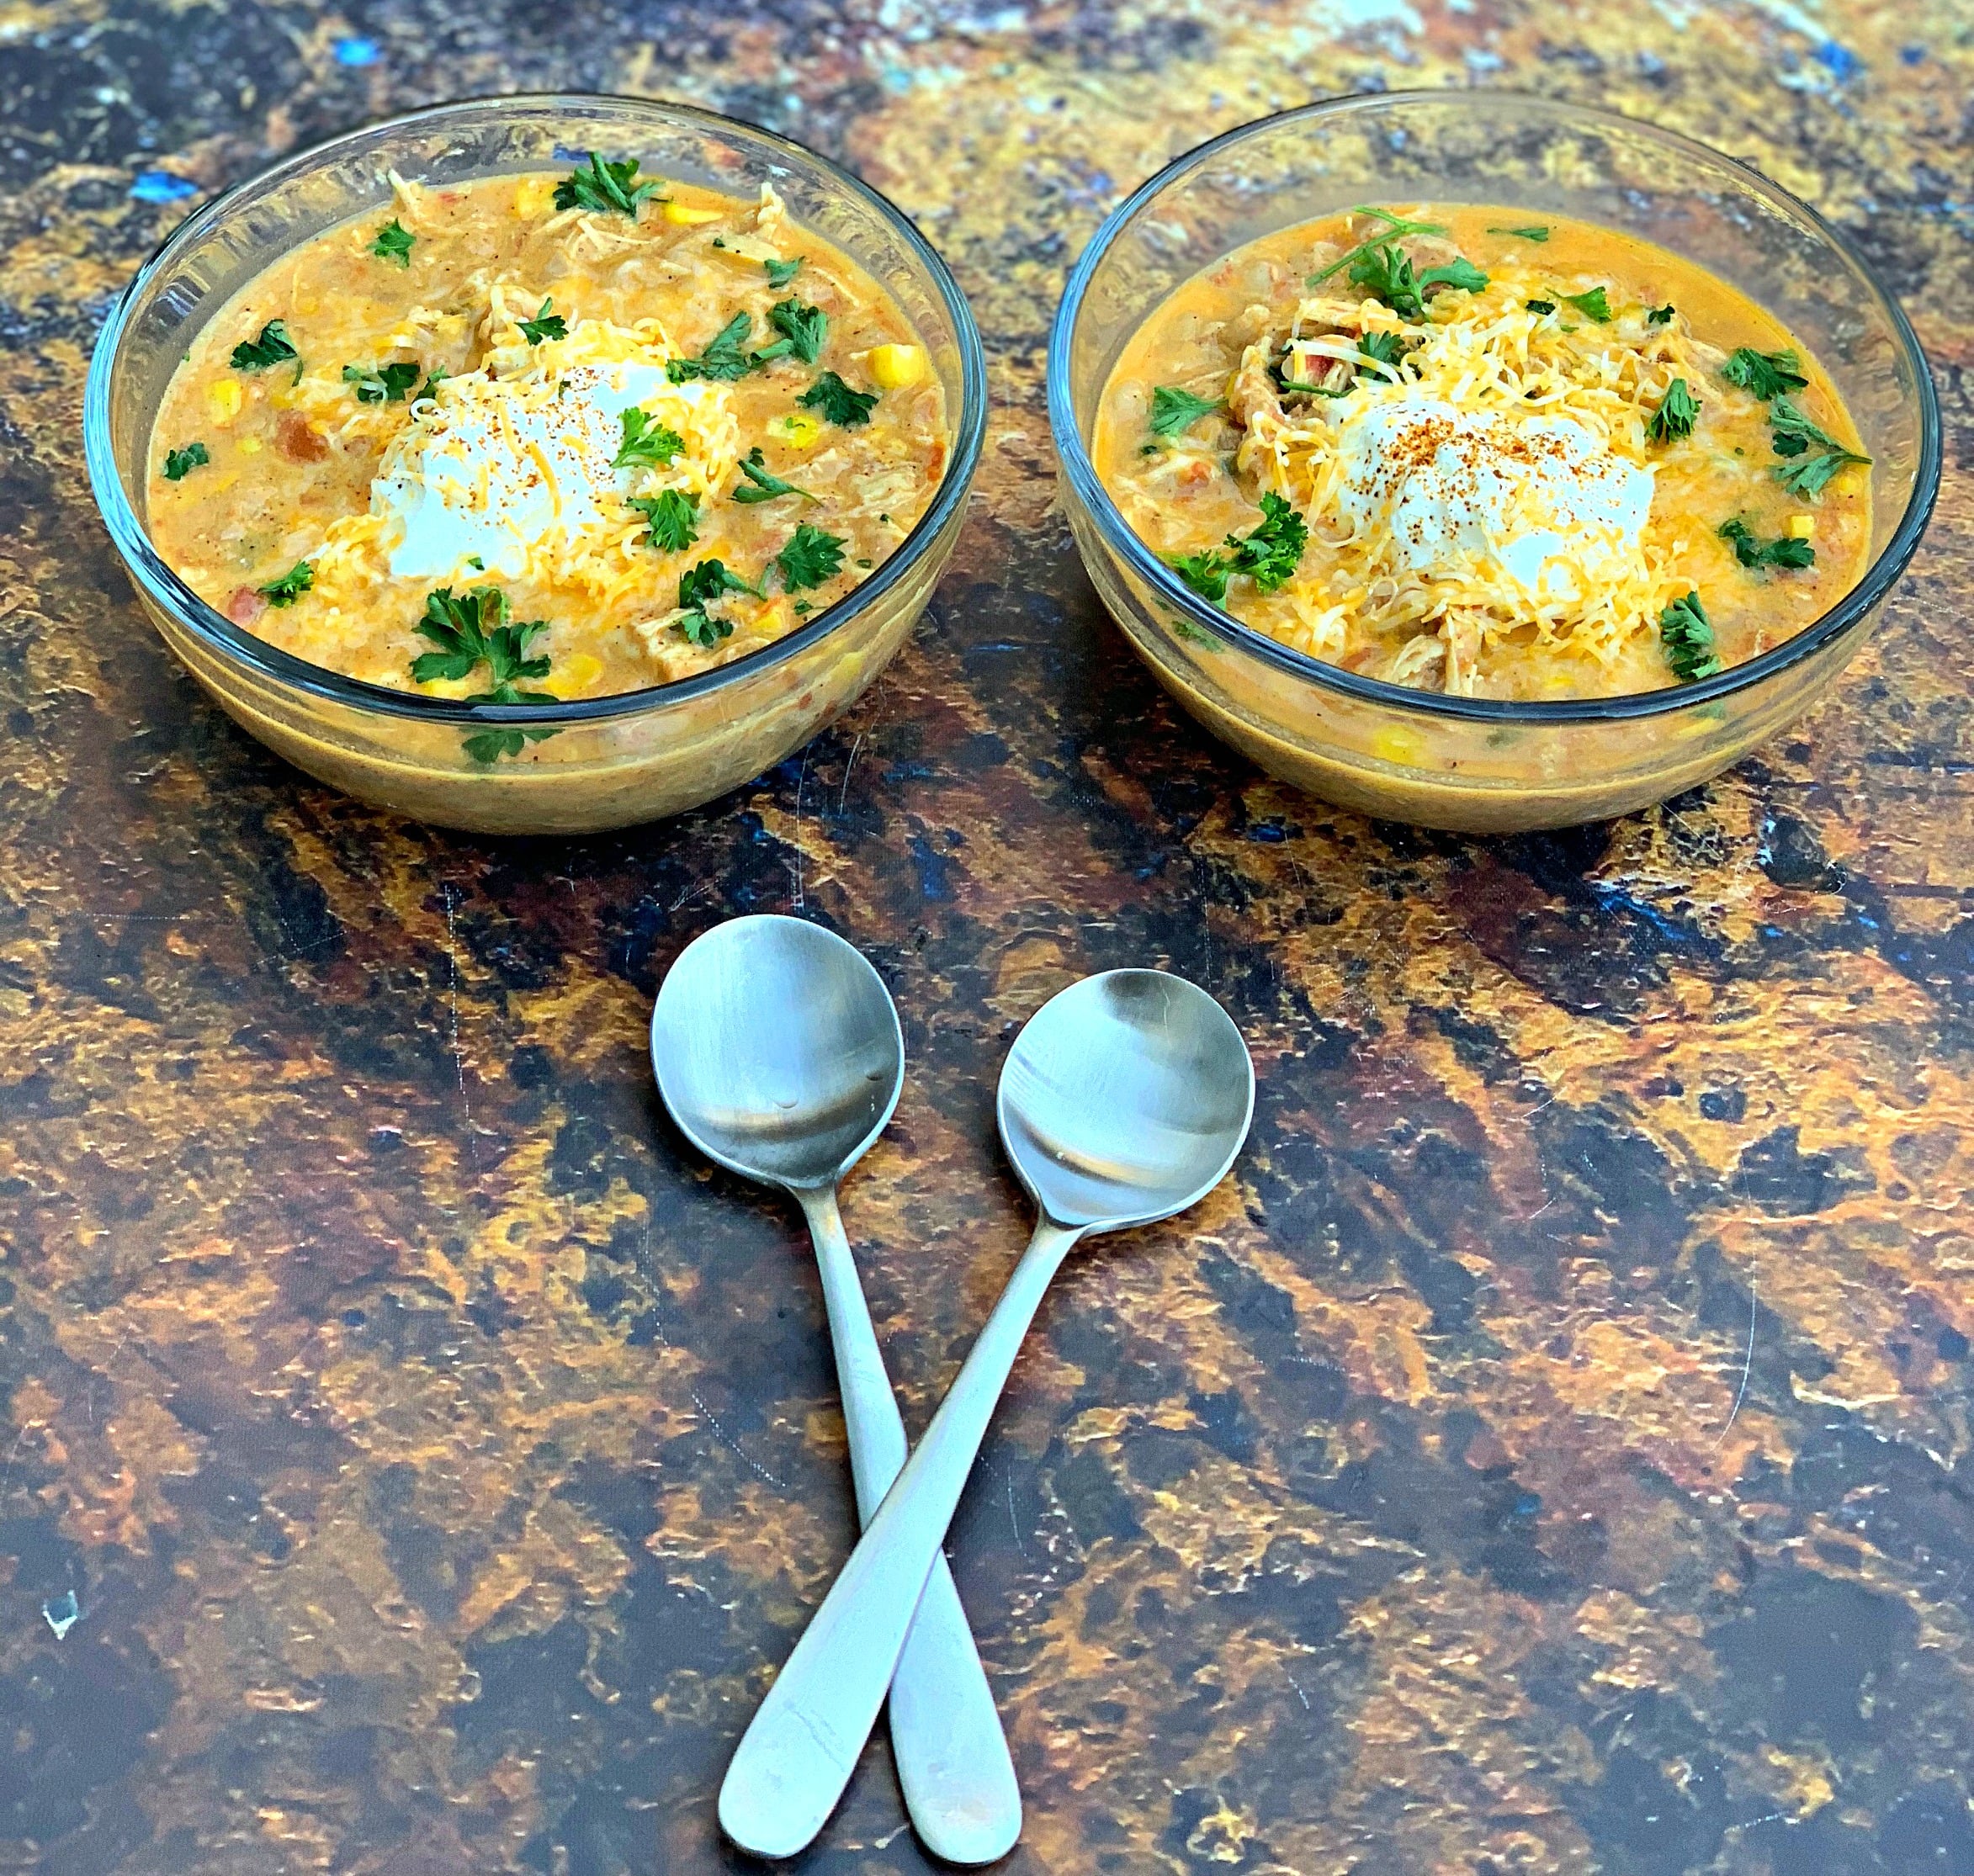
650;914;1021;1866
719;968;1255;1860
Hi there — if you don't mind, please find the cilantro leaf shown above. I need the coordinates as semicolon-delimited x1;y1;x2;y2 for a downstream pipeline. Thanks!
629;489;700;554
1719;517;1817;570
1721;347;1808;402
1348;244;1425;321
1170;550;1229;603
731;447;810;504
1646;377;1701;444
774;523;846;591
799;370;879;427
1419;257;1488;297
1659;591;1722;682
519;297;566;345
1647;304;1676;326
614;407;685;471
1149;385;1223;438
1223;491;1308;593
231;321;299;372
1768;397;1871;499
762;256;804;289
1526;299;1557;315
371;220;415;267
666;311;756;384
414;368;447;402
679;558;763;610
1560;286;1612;322
1307;208;1451;287
553;152;662;218
1357;331;1409;371
1488;225;1550;241
162;442;209;480
258;560;314;607
411;586;555;715
342;360;421;404
678;612;733;648
763;297;827;365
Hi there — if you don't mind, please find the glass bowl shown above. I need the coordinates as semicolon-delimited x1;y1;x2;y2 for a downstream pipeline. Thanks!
1048;92;1940;833
85;94;987;835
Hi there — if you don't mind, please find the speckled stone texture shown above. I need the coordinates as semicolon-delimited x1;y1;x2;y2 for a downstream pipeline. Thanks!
3;2;1972;1871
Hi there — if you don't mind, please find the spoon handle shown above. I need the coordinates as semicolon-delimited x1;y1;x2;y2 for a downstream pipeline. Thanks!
792;1186;1023;1865
721;1213;1083;1861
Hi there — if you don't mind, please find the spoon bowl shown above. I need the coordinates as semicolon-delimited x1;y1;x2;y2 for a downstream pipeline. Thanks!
652;914;904;1192
998;968;1256;1229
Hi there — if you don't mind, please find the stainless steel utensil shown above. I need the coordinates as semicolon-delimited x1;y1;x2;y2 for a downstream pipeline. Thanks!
650;914;1021;1865
718;967;1255;1859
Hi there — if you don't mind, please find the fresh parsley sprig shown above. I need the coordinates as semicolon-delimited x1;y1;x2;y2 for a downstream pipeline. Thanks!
163;442;209;480
371;220;415;267
762;256;804;289
731;447;811;503
1149;385;1223;438
1659;591;1722;682
1647;304;1676;326
1168;492;1308;602
1646;378;1701;444
258;560;314;607
554;153;663;218
411;586;555;696
1307;207;1451;287
1559;285;1612;323
1721;347;1808;401
1488;225;1550;242
231;321;299;372
754;297;826;366
1357;331;1409;372
1346;244;1487;321
1767;397;1871;499
800;370;879;427
519;297;566;345
614;408;685;471
677;557;764;646
342;360;420;404
667;311;756;384
1719;517;1816;570
775;523;846;591
630;489;699;553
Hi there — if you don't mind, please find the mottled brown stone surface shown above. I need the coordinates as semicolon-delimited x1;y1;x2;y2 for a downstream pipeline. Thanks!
3;2;1974;1871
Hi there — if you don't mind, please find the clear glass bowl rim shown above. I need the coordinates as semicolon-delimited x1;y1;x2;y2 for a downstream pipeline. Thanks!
83;90;990;729
1045;89;1943;725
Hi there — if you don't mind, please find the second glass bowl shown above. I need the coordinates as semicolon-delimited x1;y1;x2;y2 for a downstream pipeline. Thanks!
86;94;987;835
1048;93;1940;833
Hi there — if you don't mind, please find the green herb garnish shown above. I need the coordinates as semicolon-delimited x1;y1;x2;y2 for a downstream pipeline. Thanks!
666;311;756;384
629;489;700;554
162;442;209;480
1526;299;1557;315
1647;304;1676;326
410;586;559;761
342;360;420;404
1357;331;1409;371
1559;286;1612;323
731;447;810;503
414;368;447;402
258;560;314;607
1149;385;1223;438
371;220;415;267
1345;246;1486;319
1488;225;1550;241
1721;347;1808;401
675;556;764;646
1719;517;1816;570
775;523;846;591
1307;207;1451;287
614;407;685;471
231;321;299;372
1419;257;1488;297
1659;591;1722;682
1766;396;1871;499
519;297;566;345
1170;550;1229;603
762;256;804;289
757;297;827;365
554;153;662;218
799;370;879;427
1166;491;1307;603
1647;378;1701;444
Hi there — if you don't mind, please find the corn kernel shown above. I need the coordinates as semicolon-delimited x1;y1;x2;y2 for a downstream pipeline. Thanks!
868;343;925;389
206;379;243;425
1370;725;1425;767
663;201;724;225
236;437;263;455
769;411;823;448
1786;513;1814;539
514;176;558;218
544;653;602;698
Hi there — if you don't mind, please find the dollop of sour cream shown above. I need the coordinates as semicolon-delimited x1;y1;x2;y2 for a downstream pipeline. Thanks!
1334;396;1653;601
372;337;730;582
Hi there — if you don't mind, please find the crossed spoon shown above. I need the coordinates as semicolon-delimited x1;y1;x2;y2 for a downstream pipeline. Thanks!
654;914;1255;1861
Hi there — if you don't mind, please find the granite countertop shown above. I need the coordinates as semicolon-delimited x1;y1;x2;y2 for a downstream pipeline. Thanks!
3;1;1973;1870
